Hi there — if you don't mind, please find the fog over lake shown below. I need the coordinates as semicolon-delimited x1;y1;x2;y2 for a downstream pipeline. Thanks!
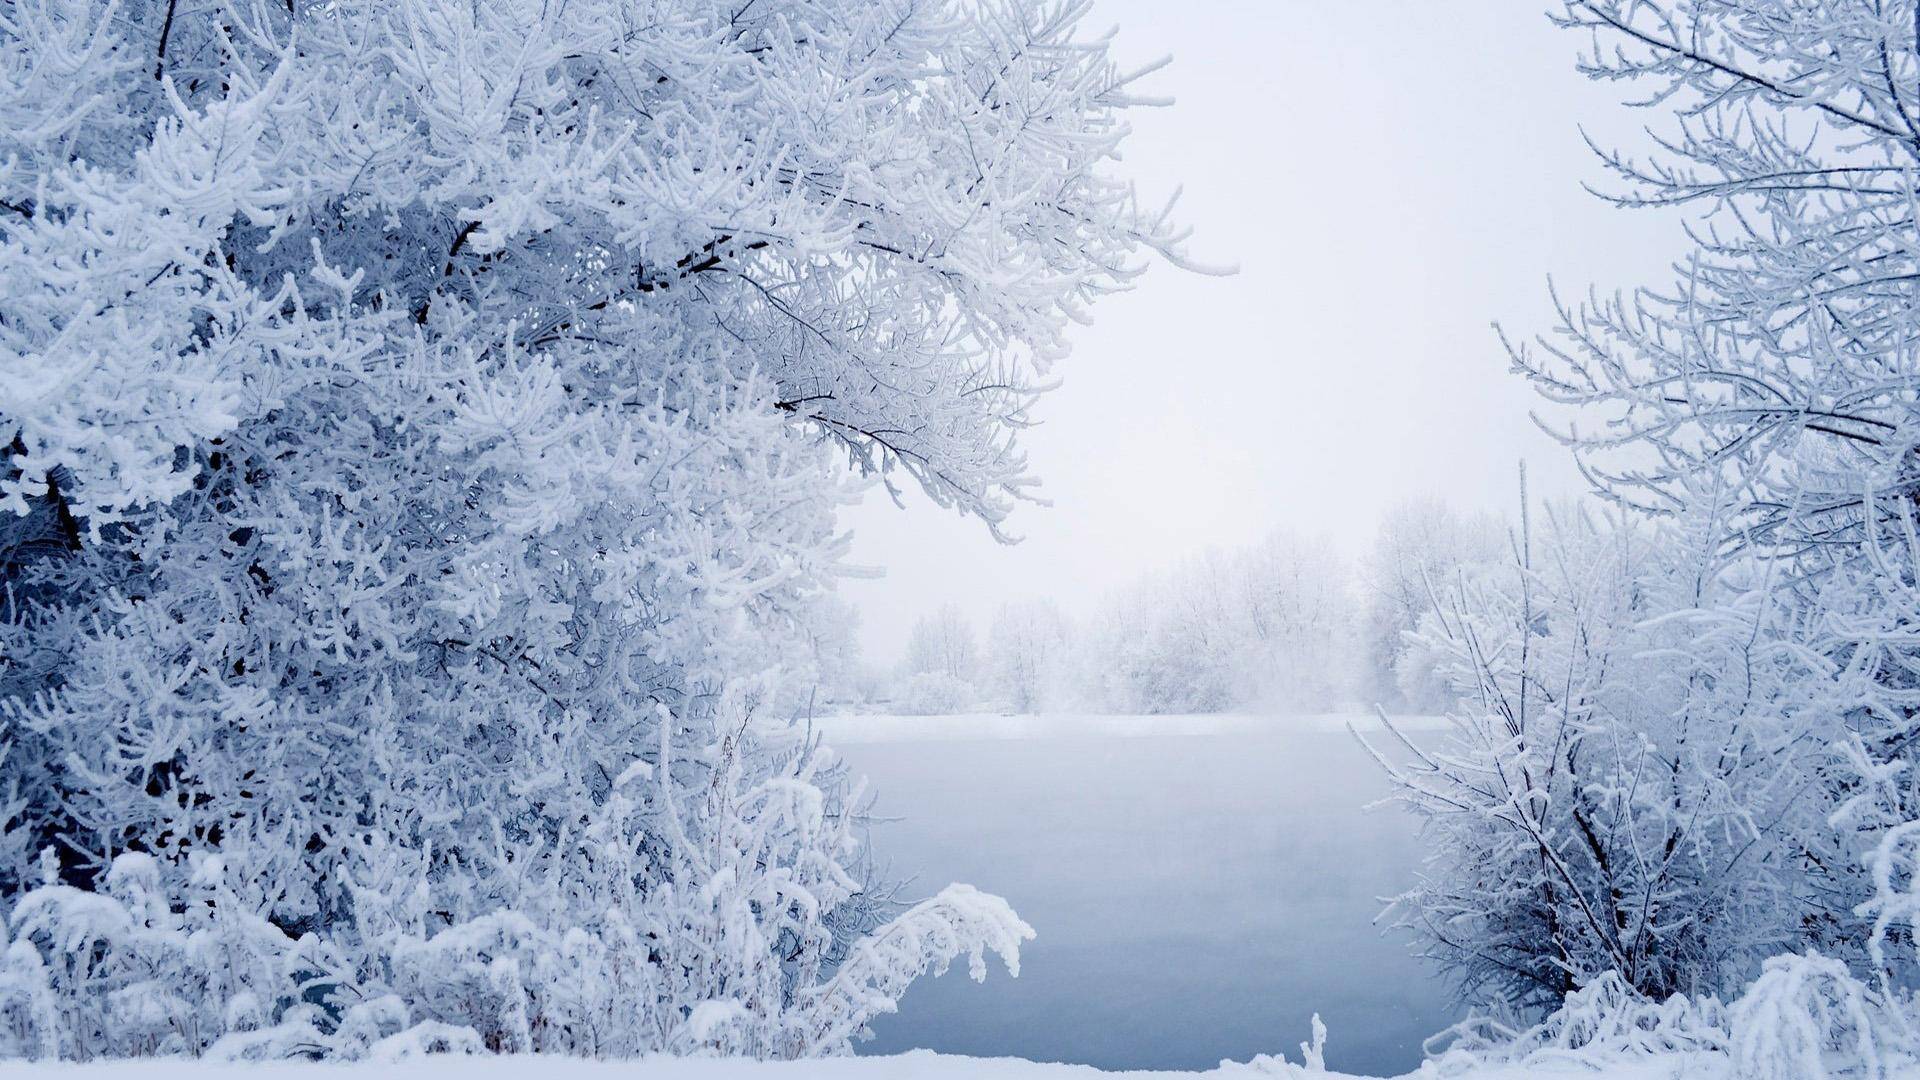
829;719;1458;1078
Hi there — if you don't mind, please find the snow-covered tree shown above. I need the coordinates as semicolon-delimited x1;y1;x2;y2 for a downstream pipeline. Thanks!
904;604;981;686
984;598;1070;713
896;670;979;717
1360;498;1504;712
0;0;1193;1058
802;596;866;714
1232;532;1357;711
1519;0;1920;549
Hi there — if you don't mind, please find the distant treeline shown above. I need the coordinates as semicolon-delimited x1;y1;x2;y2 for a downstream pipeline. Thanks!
813;497;1506;716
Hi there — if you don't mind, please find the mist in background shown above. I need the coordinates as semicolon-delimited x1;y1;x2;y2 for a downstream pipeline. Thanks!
839;0;1682;667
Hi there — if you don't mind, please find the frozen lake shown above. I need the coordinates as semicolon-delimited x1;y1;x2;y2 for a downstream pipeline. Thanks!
820;714;1460;1078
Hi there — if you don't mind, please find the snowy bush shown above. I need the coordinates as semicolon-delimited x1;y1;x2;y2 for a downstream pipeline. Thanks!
1727;953;1896;1080
1426;957;1920;1079
0;0;1185;1059
1369;496;1828;1011
1425;953;1920;1080
898;672;980;718
1426;970;1730;1074
1510;11;1920;967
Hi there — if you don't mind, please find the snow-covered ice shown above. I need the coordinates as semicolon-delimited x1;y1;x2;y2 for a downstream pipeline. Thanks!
814;714;1458;1078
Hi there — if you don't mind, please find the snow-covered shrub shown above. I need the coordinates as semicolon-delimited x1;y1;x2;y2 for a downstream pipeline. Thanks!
0;0;1187;1059
0;850;343;1060
898;672;979;717
1359;2;1920;1067
1425;970;1730;1075
1729;953;1893;1080
1370;496;1825;1012
1427;955;1917;1080
1482;0;1920;1008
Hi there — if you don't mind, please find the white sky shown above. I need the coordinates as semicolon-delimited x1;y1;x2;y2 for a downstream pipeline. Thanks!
839;0;1685;666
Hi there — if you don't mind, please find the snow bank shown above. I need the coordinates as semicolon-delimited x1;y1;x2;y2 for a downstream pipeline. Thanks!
812;713;1449;744
0;1048;1757;1080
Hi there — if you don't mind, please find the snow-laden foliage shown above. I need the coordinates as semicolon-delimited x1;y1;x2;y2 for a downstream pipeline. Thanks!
1427;970;1731;1073
1076;532;1354;715
893;597;1071;715
0;0;1178;1059
903;605;982;691
896;671;978;718
1802;493;1920;991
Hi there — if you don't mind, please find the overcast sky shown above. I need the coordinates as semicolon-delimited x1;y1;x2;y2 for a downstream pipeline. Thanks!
839;1;1686;665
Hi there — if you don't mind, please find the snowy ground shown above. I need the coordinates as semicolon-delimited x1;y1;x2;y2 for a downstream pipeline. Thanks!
811;713;1458;1078
0;1049;1745;1079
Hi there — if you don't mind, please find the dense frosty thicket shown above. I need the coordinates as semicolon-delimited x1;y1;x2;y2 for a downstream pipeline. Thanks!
0;0;1190;1059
